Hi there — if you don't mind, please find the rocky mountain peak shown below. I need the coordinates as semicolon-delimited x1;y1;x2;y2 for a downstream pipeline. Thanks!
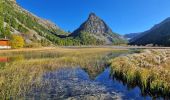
74;13;113;35
89;13;96;17
71;13;125;44
88;13;99;20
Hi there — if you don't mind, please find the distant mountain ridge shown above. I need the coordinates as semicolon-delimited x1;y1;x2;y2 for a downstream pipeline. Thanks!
71;13;125;45
129;17;170;46
124;33;140;40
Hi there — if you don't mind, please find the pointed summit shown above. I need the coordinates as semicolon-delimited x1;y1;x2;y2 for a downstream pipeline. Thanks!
89;12;96;17
88;13;99;20
70;13;125;44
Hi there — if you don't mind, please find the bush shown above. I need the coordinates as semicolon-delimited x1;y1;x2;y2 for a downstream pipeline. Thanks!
10;34;25;49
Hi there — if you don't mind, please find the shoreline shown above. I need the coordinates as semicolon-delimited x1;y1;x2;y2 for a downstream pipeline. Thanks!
1;46;170;52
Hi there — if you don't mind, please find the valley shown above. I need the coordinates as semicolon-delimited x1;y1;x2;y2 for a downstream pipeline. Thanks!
1;0;170;99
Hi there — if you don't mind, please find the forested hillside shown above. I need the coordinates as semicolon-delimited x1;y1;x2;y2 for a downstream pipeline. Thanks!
0;0;71;47
0;0;125;46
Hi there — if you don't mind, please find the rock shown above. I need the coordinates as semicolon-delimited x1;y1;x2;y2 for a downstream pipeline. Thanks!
70;13;125;44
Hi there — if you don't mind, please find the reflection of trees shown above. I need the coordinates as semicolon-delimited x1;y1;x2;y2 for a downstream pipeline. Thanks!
10;55;25;62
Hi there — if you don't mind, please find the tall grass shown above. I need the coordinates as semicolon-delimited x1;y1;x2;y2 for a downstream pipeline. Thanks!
0;48;125;99
109;49;170;97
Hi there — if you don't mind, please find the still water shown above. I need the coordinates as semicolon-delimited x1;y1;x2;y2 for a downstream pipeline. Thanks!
25;67;153;100
0;49;163;99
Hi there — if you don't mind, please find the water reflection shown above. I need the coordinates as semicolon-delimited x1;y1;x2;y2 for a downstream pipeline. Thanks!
26;68;153;100
26;68;121;99
0;49;161;99
0;49;118;99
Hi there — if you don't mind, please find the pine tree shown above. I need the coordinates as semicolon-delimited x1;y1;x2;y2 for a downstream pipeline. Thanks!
0;0;4;37
3;24;11;38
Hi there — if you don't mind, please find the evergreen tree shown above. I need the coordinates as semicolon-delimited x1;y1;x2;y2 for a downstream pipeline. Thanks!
0;0;4;37
0;16;4;36
3;24;11;38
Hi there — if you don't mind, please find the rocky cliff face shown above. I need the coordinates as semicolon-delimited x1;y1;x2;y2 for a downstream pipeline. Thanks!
80;13;112;35
71;13;125;44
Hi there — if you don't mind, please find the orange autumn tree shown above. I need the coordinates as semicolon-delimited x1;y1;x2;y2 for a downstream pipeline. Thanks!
10;34;25;49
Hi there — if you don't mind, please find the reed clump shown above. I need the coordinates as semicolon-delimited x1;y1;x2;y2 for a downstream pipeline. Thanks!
0;47;124;99
109;49;170;97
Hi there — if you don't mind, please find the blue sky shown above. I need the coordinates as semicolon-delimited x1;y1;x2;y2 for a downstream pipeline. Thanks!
16;0;170;34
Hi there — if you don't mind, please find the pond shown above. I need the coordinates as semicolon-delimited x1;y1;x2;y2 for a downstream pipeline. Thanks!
0;48;163;99
26;67;153;100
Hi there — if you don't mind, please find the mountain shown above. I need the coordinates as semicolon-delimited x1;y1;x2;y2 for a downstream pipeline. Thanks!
0;0;125;46
130;17;170;46
0;0;67;46
124;33;140;40
70;13;125;45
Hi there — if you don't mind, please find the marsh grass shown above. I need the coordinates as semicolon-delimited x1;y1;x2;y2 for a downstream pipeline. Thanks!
109;49;170;97
0;47;126;99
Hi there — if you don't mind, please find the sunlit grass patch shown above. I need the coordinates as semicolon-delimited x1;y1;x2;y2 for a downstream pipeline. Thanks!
109;49;170;97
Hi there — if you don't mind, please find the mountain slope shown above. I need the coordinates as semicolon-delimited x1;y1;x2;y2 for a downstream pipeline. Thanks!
70;13;125;45
0;0;67;46
0;1;125;46
130;17;170;46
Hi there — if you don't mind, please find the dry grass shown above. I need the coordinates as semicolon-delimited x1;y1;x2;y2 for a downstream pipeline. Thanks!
109;49;170;97
0;47;126;99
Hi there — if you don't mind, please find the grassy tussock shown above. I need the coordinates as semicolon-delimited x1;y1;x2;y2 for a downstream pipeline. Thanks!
0;48;121;99
109;49;170;97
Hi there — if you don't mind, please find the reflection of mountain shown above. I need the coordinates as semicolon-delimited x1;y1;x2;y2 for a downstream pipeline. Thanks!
27;67;147;99
0;49;129;99
26;68;119;99
83;67;105;79
83;51;129;79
